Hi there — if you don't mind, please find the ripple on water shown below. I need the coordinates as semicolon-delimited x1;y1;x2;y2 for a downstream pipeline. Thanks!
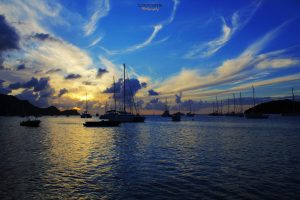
1;116;300;199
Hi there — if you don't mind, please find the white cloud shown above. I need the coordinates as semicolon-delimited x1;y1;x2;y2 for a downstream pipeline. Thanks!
104;25;162;55
84;0;110;36
256;58;299;69
153;22;296;96
185;0;261;59
88;35;104;47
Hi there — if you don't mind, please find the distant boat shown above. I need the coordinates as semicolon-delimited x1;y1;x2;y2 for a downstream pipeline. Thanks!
161;98;171;117
172;113;181;121
100;64;145;122
20;103;41;127
209;96;223;116
245;86;269;119
81;91;92;118
83;120;121;127
186;100;195;117
282;88;300;116
20;118;41;127
186;112;195;117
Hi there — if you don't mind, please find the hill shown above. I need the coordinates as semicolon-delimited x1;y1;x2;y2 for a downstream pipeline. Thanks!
0;94;79;116
245;99;300;114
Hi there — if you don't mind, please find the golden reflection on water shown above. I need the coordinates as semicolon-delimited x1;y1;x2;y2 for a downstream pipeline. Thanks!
41;117;117;192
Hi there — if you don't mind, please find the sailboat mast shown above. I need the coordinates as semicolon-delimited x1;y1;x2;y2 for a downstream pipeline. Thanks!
240;92;243;113
113;76;116;111
216;96;219;114
227;98;229;113
85;91;88;112
220;100;223;114
292;87;295;101
233;93;236;113
165;97;168;111
252;85;256;107
123;64;126;112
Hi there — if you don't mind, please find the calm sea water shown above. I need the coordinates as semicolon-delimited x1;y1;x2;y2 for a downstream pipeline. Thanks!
0;115;300;199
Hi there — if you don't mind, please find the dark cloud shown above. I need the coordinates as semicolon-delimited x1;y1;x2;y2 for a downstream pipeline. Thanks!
104;78;144;106
33;77;49;92
46;68;62;74
12;77;54;107
16;89;38;104
96;68;108;78
9;77;50;92
9;82;22;89
0;59;4;70
141;82;147;88
0;15;20;70
58;88;68;97
0;79;11;94
175;92;182;104
148;89;159;96
0;15;20;52
144;98;166;110
32;33;57;41
65;73;82;79
17;64;25;70
104;78;142;96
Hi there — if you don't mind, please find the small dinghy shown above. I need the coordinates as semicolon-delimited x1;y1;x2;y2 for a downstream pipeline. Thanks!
20;119;41;127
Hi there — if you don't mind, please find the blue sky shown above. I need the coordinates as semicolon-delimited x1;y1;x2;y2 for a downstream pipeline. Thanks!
0;0;300;113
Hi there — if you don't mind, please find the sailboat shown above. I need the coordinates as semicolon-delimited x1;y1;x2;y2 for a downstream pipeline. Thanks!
100;64;145;122
186;100;195;117
172;103;181;121
80;91;92;118
20;104;41;127
245;86;269;119
282;88;300;116
209;96;223;116
20;117;41;127
237;92;244;117
161;98;171;117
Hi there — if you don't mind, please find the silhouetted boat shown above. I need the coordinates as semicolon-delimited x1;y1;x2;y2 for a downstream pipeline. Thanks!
161;98;171;117
172;113;181;121
186;112;195;117
20;119;41;127
81;111;92;118
209;96;223;116
245;86;269;119
100;64;145;122
282;88;300;116
186;100;195;117
80;91;92;118
83;120;121;127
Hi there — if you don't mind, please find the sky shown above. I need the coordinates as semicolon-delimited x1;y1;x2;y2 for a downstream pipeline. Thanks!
0;0;300;114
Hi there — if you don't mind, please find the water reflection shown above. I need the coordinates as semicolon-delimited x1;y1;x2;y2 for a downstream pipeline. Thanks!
1;116;300;199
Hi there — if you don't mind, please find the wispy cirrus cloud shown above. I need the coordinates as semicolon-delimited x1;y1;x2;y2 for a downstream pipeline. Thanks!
88;35;104;47
185;0;262;59
153;21;299;97
102;0;179;55
84;0;110;36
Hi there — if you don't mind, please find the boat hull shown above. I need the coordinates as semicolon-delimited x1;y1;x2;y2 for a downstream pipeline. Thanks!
20;120;41;127
84;120;121;127
172;115;181;121
100;114;145;122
